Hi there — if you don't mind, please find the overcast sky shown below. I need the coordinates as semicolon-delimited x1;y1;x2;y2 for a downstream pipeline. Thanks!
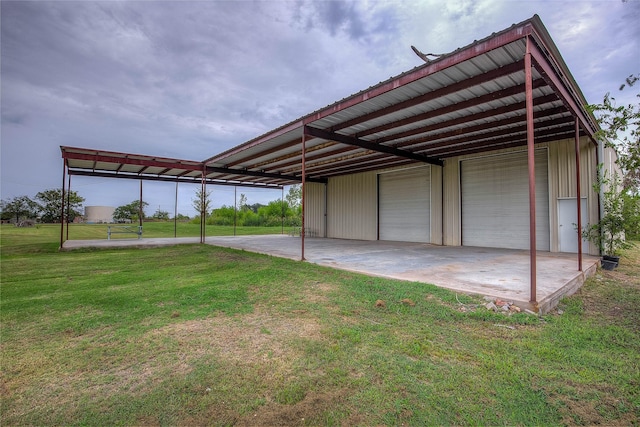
2;0;639;217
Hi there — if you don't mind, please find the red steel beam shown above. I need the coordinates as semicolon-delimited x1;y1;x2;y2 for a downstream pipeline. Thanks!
257;95;561;177
223;137;302;168
63;151;203;172
331;60;527;133
374;88;555;145
525;37;537;305
305;126;444;167
436;129;577;159
205;120;303;164
301;131;307;261
527;40;597;137
67;170;285;189
303;23;533;125
417;118;575;156
575;119;583;271
400;109;570;153
59;159;66;250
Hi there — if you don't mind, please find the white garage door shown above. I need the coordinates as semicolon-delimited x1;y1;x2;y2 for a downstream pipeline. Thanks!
379;167;430;242
461;150;550;250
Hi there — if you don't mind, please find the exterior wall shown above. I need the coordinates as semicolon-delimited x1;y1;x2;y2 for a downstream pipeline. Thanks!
548;137;599;255
430;165;443;245
85;206;115;223
442;159;461;246
326;172;377;240
308;137;600;255
304;182;326;237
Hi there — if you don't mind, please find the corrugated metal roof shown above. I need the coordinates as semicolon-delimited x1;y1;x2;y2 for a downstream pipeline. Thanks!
62;15;598;188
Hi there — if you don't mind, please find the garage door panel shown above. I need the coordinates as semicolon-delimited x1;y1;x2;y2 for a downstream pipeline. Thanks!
462;150;550;250
379;167;430;243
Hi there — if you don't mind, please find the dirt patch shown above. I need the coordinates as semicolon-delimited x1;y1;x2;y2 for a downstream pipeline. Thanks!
235;389;350;426
151;310;324;381
301;282;336;304
556;383;638;426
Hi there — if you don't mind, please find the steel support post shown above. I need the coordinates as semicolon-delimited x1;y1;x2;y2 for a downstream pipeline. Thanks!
174;180;178;238
575;119;583;271
301;129;307;261
200;171;205;244
203;178;206;242
139;180;143;229
525;37;537;304
66;172;71;241
59;159;66;250
281;186;284;235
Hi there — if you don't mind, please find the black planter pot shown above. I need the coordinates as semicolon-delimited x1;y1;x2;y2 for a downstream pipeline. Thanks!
603;255;620;267
601;259;617;271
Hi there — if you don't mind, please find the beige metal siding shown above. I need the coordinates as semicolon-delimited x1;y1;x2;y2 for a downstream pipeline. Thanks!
304;182;326;237
327;172;377;240
548;137;599;255
442;159;461;246
431;166;443;245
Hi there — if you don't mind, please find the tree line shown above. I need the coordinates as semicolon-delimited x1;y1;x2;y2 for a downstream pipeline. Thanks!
191;185;302;227
0;189;84;224
1;185;303;227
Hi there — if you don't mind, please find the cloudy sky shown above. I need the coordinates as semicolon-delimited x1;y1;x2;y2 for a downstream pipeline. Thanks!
1;0;639;216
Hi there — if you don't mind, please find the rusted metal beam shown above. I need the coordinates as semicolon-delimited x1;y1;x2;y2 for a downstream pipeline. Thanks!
400;110;572;153
66;173;71;241
301;131;307;261
224;137;302;168
527;40;597;137
257;96;561;177
575;119;583;271
330;60;528;133
204;120;303;164
443;130;578;158
67;169;285;189
63;151;203;172
305;126;444;167
59;159;66;250
303;22;534;125
205;165;326;184
525;36;537;305
376;92;558;146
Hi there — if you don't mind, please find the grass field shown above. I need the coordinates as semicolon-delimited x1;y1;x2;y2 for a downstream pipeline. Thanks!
1;224;639;426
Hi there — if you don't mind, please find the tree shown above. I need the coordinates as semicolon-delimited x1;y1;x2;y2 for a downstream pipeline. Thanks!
285;185;301;211
152;208;170;221
192;189;211;218
0;196;40;223
113;200;149;222
582;168;631;256
35;189;84;223
588;73;640;193
239;193;248;211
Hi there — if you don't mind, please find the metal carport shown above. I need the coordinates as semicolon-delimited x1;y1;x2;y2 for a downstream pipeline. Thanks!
61;15;599;307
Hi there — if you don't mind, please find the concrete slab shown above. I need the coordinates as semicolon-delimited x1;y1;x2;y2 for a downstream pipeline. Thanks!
62;235;599;313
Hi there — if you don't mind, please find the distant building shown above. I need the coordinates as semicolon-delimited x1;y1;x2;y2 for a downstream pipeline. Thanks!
84;206;115;224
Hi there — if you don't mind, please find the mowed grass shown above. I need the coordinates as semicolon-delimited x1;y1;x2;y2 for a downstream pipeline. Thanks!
1;224;639;426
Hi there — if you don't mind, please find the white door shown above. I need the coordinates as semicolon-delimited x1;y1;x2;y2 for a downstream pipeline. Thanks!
379;167;430;242
461;150;550;250
558;198;588;253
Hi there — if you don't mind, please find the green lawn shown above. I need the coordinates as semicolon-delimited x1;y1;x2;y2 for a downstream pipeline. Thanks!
1;224;639;426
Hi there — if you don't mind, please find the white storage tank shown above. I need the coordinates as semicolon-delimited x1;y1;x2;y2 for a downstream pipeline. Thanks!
84;206;115;224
